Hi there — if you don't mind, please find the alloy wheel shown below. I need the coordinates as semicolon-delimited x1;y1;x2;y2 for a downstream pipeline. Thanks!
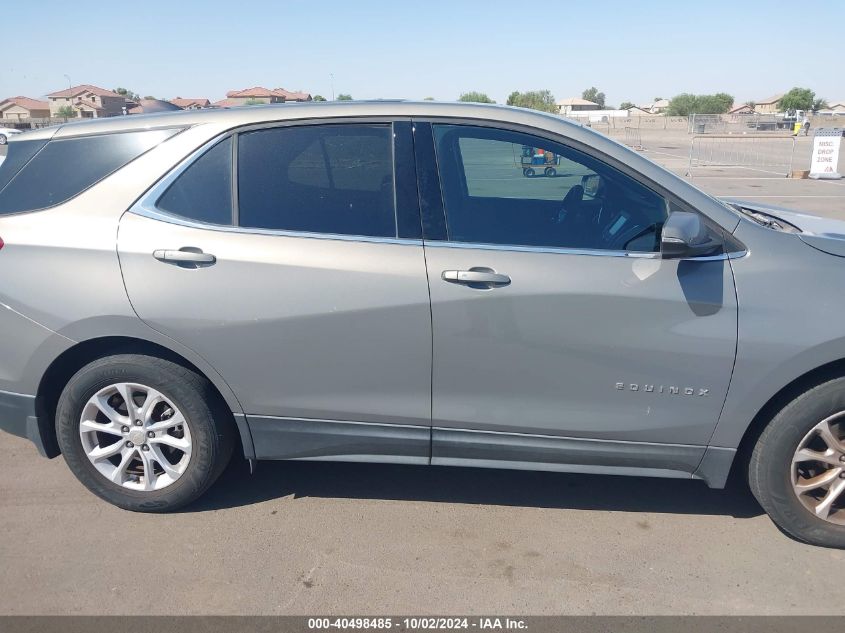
78;382;192;491
791;411;845;524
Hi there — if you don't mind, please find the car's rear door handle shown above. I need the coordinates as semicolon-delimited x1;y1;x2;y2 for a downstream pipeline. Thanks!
153;249;216;265
442;269;511;287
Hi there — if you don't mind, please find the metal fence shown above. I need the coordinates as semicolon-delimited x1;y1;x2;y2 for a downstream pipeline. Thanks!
687;134;796;178
622;126;643;150
688;113;792;134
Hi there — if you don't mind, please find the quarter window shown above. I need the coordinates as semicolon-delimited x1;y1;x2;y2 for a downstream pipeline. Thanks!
0;129;179;215
432;125;668;252
157;137;233;225
237;124;396;237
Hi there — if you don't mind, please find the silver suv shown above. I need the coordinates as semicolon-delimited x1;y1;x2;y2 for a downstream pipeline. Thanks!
1;102;844;546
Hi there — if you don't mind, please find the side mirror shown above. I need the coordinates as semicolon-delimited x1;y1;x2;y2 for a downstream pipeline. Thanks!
661;211;722;259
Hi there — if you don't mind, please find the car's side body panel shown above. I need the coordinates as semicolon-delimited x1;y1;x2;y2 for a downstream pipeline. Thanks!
2;103;844;495
711;218;845;448
118;212;433;427
422;243;738;445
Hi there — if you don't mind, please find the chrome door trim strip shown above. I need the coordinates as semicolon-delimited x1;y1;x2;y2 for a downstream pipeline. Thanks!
129;205;423;246
422;240;747;261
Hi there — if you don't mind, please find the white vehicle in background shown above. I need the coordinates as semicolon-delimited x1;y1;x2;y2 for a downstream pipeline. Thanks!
0;127;23;145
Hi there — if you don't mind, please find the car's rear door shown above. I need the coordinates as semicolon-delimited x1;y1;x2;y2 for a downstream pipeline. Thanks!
117;120;432;462
414;121;739;474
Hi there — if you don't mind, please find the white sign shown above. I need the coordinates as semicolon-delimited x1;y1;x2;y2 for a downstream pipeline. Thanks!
809;129;842;179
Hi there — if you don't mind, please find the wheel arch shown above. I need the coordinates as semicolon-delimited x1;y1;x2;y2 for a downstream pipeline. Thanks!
34;335;253;460
730;358;845;480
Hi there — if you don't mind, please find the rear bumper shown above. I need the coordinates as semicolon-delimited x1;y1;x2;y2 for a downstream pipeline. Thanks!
0;389;52;457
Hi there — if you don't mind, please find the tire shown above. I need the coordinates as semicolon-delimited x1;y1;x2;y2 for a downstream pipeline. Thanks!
0;134;7;145
56;354;234;512
524;168;535;177
749;377;845;547
544;167;556;177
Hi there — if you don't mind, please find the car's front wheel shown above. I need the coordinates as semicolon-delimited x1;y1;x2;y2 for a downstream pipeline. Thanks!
750;377;845;547
0;134;7;145
56;354;234;512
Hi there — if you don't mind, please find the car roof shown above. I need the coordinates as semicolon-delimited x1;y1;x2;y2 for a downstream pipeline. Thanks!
16;101;584;141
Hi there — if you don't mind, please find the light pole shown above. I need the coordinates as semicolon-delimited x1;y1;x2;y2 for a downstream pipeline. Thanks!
330;73;335;101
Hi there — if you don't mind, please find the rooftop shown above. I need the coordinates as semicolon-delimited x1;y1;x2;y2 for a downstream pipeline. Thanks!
556;98;599;107
0;96;50;110
46;84;123;99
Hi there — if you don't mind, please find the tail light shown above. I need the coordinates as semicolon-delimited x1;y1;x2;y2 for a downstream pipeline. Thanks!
0;236;4;251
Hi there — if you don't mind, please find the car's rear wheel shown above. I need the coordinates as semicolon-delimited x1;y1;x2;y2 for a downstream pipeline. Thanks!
56;354;234;512
749;377;845;547
0;134;7;145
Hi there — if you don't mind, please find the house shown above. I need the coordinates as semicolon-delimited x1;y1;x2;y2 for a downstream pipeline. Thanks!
729;103;755;115
0;96;50;120
755;93;784;114
828;101;845;113
215;87;313;107
274;88;312;102
556;98;600;115
46;84;126;118
170;98;210;110
640;99;670;114
220;87;287;106
626;105;652;116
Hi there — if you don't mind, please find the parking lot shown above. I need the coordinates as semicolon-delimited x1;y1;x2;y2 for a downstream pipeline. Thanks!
2;127;845;616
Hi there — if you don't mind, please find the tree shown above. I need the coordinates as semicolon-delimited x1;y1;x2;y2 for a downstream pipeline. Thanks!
113;87;140;102
313;95;327;102
812;97;829;113
56;105;75;118
336;94;353;101
458;90;496;103
423;97;435;101
778;88;815;113
458;91;495;104
506;90;557;113
714;92;734;112
582;87;605;108
654;96;663;102
243;98;265;106
666;92;734;115
745;101;756;112
619;101;635;110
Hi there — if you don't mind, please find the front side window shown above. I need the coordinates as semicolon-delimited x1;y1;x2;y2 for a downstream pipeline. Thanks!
237;124;396;237
432;125;669;252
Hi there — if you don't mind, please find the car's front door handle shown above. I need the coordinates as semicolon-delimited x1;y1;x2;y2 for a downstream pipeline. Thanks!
153;249;216;265
442;269;511;287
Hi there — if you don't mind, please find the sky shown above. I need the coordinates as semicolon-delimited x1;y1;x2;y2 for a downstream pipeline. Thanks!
2;0;843;107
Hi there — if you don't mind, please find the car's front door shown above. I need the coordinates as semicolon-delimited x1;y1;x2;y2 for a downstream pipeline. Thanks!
417;122;738;471
118;121;432;462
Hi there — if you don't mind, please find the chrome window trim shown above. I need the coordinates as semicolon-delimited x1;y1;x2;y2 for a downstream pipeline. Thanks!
131;124;421;247
422;239;747;261
129;205;423;246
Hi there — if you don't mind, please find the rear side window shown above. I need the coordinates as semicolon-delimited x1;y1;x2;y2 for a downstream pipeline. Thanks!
157;137;233;225
0;129;179;215
237;124;396;237
0;139;47;193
